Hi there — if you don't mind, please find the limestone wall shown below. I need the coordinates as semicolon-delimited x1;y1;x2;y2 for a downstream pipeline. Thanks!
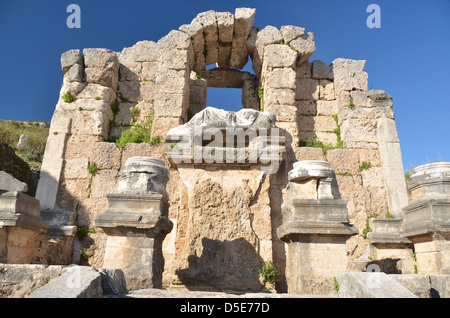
35;8;409;292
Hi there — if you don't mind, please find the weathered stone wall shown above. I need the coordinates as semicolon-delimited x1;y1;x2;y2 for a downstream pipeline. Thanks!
35;8;409;292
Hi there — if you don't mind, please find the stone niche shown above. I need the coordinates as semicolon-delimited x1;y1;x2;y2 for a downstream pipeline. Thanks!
403;162;450;275
165;107;285;292
95;157;173;289
277;161;358;294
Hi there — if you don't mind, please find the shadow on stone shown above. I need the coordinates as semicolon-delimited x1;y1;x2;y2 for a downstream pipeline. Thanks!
366;258;402;274
176;237;264;293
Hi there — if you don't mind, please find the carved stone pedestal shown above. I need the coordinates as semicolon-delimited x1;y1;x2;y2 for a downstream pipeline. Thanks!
0;190;48;264
368;218;414;274
403;162;450;275
95;157;173;289
277;161;358;294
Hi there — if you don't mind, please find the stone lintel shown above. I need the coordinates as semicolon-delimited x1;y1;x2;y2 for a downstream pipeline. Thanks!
204;67;256;88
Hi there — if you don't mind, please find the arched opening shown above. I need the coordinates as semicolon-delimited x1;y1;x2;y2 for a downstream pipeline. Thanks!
189;60;260;117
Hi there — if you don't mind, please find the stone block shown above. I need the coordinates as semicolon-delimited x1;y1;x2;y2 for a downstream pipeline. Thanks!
71;111;110;140
76;84;116;105
326;149;361;177
367;90;394;108
341;117;378;143
290;32;315;65
266;105;297;122
63;63;84;83
63;158;89;179
338;272;418;298
295;78;319;100
117;81;141;103
316;100;338;116
430;274;450;298
242;79;260;110
297;101;316;116
332;58;366;75
314;115;336;132
266;68;296;90
151;116;183;140
265;88;296;107
119;40;158;63
378;142;409;218
28;265;102;298
118;62;141;82
230;8;256;69
158;29;191;51
280;25;305;44
139;81;156;102
83;48;119;88
114;102;133;126
156;69;188;94
332;58;367;92
296;62;312;79
204;68;254;88
159;47;190;71
0;171;28;192
263;44;297;69
297;115;315;132
293;147;326;161
318;79;335;101
90;170;119;199
74;99;114;121
389;274;430;298
315;131;337;147
61;49;83;73
141;62;158;82
361;166;384;188
154;93;186;118
84;67;119;89
377;117;400;143
216;11;234;68
312;60;334;80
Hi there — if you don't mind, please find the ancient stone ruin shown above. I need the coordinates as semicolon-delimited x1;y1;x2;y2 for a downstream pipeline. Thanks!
1;8;449;298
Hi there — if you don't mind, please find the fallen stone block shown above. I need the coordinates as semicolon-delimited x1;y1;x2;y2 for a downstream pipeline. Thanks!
27;265;102;298
390;274;431;298
0;171;28;192
338;272;418;298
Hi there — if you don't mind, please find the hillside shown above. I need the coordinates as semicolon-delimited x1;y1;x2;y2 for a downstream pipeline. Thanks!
0;120;49;195
0;120;49;166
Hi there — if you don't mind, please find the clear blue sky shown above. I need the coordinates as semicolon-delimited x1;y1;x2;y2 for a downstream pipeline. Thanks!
0;0;449;171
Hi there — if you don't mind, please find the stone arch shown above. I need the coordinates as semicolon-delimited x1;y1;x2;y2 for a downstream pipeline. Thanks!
151;9;261;138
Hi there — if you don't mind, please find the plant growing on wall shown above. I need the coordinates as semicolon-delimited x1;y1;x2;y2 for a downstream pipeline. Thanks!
62;91;75;103
359;161;372;171
259;260;278;289
87;161;99;175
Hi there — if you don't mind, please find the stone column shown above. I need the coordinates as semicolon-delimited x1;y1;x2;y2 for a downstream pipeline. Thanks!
403;162;450;274
0;172;48;264
276;161;358;294
95;157;173;289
